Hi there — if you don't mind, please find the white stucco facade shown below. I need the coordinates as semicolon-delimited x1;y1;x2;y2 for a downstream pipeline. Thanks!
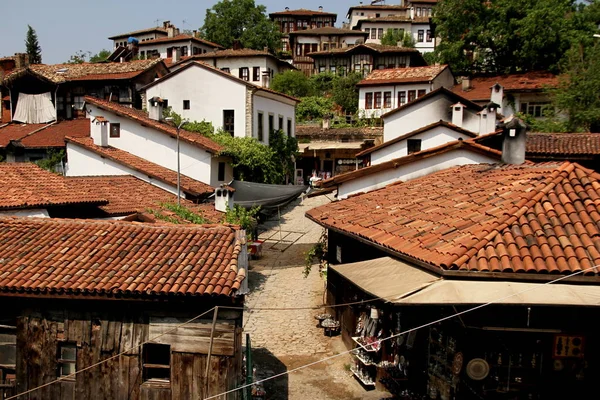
370;125;476;165
359;68;455;118
138;40;215;60
338;150;499;199
348;9;407;29
0;209;50;218
144;63;298;142
383;95;482;142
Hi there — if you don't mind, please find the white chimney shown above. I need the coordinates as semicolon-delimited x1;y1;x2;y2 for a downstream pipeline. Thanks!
91;117;109;147
462;76;471;91
172;47;180;63
501;116;527;164
148;97;164;121
322;114;331;130
215;187;235;212
490;83;504;114
262;70;270;88
451;102;465;127
319;5;323;12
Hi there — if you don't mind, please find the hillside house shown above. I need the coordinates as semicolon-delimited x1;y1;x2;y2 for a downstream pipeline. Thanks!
65;96;232;195
0;59;168;122
269;7;338;53
141;62;299;143
0;217;247;400
357;64;454;118
169;49;295;88
308;44;427;77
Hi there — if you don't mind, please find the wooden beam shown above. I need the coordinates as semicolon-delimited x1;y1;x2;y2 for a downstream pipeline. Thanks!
204;307;219;396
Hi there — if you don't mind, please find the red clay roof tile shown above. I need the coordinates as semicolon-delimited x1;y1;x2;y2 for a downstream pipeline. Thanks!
0;217;244;298
307;161;600;277
526;132;600;156
453;72;558;101
358;65;449;86
66;136;214;197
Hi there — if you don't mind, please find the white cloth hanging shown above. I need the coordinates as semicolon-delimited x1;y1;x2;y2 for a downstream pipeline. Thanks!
12;92;56;124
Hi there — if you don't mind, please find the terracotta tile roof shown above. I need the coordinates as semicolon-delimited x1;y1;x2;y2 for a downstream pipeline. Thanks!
308;161;600;276
526;133;600;156
356;121;478;157
66;175;223;221
270;8;337;17
19;119;90;148
138;34;223;49
296;125;383;138
358;65;449;86
2;59;165;85
318;138;501;188
66;136;214;197
108;27;167;40
0;217;245;297
83;96;223;154
412;16;433;24
289;27;368;36
348;5;408;12
452;72;559;101
0;123;48;147
309;43;420;57
0;163;107;210
382;87;484;119
356;16;412;27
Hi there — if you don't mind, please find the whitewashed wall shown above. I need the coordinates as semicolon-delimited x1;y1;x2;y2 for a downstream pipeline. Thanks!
252;93;296;143
65;142;180;196
411;25;434;53
349;10;405;29
338;150;498;199
361;22;412;44
86;104;216;185
359;83;429;118
139;41;215;59
145;65;248;138
0;209;50;218
370;125;476;165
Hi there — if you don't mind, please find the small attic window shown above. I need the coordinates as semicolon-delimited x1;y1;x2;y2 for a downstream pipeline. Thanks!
454;106;461;111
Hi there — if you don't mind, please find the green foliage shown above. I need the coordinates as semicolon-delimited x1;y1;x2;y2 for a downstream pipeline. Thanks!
271;70;313;97
433;0;586;75
381;29;403;46
35;149;64;173
401;32;416;48
304;229;328;278
423;51;441;66
66;49;112;64
269;129;299;181
332;72;362;115
89;49;111;63
224;204;260;234
552;40;600;132
160;203;207;224
25;25;42;64
296;96;335;122
516;112;570;133
200;0;282;53
310;72;337;96
146;208;179;224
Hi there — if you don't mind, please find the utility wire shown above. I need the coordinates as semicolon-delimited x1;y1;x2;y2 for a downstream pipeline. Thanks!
203;266;598;400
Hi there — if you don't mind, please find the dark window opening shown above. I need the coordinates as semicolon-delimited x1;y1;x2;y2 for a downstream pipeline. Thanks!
57;343;76;379
143;343;170;382
417;89;427;98
287;119;292;138
374;92;382;109
221;67;230;73
418;30;424;43
384;91;392;108
223;110;235;136
408;90;416;103
183;100;190;110
258;112;264;141
278;116;283;131
268;114;274;134
407;139;422;154
218;162;226;181
398;91;406;106
110;123;120;138
253;67;260;82
239;67;249;81
365;93;373;109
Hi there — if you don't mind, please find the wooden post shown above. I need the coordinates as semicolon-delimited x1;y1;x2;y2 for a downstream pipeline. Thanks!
205;306;219;396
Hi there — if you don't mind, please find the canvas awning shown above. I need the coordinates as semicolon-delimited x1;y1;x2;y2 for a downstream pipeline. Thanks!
331;257;600;307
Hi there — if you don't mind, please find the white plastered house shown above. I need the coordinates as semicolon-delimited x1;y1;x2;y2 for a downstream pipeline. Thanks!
65;96;232;198
141;62;299;144
358;65;455;119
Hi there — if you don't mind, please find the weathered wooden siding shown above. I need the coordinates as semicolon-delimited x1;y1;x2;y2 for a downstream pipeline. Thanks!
13;306;242;400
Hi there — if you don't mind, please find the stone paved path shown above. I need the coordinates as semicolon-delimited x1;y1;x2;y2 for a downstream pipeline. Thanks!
242;195;390;400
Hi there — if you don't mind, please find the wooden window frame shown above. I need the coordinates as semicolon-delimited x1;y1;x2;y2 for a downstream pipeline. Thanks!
365;93;373;109
374;92;382;109
223;110;235;136
239;67;250;81
253;67;260;82
408;90;416;103
398;91;406;106
407;139;422;154
142;343;171;383
426;30;432;42
57;343;77;380
417;30;424;43
417;89;427;98
383;91;392;108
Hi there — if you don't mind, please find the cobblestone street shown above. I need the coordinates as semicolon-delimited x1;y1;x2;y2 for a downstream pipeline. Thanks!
243;195;389;400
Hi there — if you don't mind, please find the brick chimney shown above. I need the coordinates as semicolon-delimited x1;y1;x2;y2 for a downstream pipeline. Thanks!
14;53;29;69
500;116;527;164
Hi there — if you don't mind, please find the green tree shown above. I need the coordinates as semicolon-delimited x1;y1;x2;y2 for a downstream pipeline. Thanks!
401;32;416;48
66;50;91;64
271;70;314;97
433;0;582;75
552;41;600;132
25;25;42;64
381;29;403;46
310;72;337;96
90;49;111;63
332;72;362;115
35;150;64;173
268;129;299;182
200;0;282;53
296;96;334;121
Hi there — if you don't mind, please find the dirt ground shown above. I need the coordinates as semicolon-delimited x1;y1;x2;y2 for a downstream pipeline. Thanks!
242;195;393;400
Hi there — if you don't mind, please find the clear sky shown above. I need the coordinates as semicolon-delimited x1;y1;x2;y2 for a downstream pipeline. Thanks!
0;0;368;64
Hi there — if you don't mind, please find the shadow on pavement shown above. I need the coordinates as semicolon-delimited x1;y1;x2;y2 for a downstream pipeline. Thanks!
252;347;289;400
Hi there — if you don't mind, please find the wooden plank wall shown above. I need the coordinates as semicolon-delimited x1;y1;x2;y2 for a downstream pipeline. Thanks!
14;311;242;400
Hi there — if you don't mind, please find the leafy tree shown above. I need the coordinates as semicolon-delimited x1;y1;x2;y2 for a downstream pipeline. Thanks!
35;150;64;173
310;72;337;96
433;0;582;75
332;72;363;115
296;96;335;121
25;25;42;64
66;50;91;64
200;0;282;53
271;70;314;97
381;29;403;46
90;49;111;63
552;41;600;132
269;129;299;182
401;32;416;48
